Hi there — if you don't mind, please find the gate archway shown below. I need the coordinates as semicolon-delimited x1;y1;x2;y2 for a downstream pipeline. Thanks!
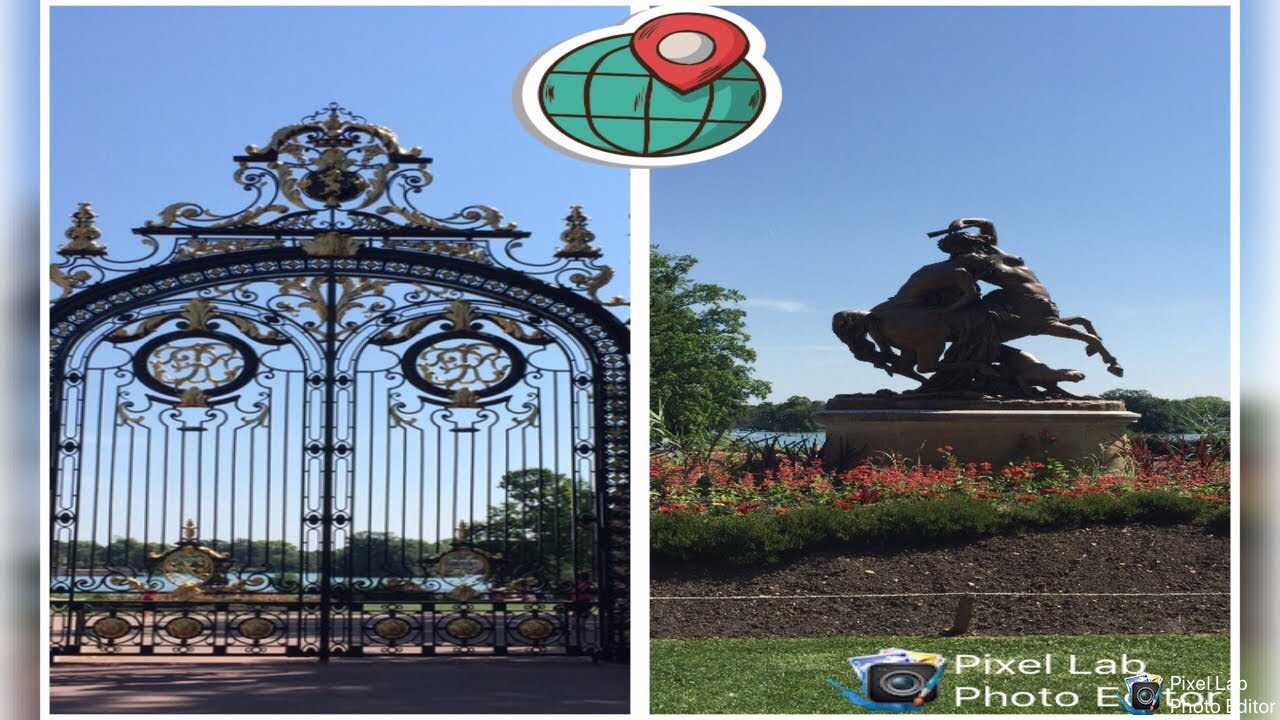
49;104;629;661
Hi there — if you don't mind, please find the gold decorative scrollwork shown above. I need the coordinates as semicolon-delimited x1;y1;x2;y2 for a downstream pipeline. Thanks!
418;340;511;391
512;405;540;429
443;300;477;329
110;299;283;346
239;405;270;429
141;104;522;234
115;405;144;427
372;301;552;348
175;238;284;259
388;405;418;429
147;339;245;390
275;276;388;338
147;201;290;229
50;265;92;302
488;316;552;345
375;203;517;232
567;266;628;307
224;315;285;343
179;299;216;330
383;239;489;263
300;231;362;257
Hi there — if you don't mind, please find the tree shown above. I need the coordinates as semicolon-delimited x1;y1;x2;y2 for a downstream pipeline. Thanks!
469;468;593;583
1100;389;1230;435
737;396;826;432
1170;396;1230;434
651;247;771;441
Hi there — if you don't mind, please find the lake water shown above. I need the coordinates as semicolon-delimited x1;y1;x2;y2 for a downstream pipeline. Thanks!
730;431;824;445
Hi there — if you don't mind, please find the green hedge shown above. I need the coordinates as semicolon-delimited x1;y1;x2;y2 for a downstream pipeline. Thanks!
651;491;1229;565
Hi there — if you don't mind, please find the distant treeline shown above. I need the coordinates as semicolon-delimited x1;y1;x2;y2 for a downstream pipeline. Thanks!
735;396;827;433
735;391;1229;436
1097;390;1228;435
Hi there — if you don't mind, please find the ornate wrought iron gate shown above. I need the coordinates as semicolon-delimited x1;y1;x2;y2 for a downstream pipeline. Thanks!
49;105;629;660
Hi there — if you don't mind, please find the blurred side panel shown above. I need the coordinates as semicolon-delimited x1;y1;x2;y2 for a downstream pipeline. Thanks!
1;0;40;718
1242;0;1279;710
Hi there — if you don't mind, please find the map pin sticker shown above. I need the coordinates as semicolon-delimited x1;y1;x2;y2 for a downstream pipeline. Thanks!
516;6;781;167
631;13;749;94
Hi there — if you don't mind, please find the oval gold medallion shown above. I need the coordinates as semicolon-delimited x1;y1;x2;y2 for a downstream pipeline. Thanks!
373;617;412;641
516;617;555;640
165;616;204;640
445;617;483;640
238;617;275;641
92;616;131;640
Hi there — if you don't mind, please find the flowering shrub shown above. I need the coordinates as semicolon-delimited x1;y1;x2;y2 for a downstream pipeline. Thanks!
651;439;1229;517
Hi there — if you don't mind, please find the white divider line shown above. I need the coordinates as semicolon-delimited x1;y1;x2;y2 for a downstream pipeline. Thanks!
651;592;1229;600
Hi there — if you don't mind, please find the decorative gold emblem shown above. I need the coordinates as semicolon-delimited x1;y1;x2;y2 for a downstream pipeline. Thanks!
91;616;131;640
418;340;511;392
554;205;601;259
444;617;483;640
147;520;263;598
164;616;204;640
175;388;210;408
448;389;481;409
147;339;245;391
437;547;490;579
59;202;108;256
516;617;555;641
237;617;275;641
372;617;413;641
300;232;363;257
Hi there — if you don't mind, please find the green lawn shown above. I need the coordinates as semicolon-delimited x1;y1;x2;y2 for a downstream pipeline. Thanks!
651;635;1230;714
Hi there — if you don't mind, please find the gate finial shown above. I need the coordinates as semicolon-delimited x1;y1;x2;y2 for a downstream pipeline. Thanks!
60;202;108;257
182;519;198;542
554;205;602;259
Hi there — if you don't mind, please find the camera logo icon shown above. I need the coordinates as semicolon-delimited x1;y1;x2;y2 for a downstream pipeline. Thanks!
1118;673;1163;715
828;648;946;712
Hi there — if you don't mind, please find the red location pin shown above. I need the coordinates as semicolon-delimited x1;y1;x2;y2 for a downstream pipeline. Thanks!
631;13;750;94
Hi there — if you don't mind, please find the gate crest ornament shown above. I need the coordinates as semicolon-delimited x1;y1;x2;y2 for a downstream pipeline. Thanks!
50;103;625;310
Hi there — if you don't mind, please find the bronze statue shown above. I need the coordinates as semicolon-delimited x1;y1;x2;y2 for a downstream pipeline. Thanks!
833;218;1122;399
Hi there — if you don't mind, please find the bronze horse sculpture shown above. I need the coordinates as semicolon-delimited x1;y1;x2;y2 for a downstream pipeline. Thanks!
833;219;1122;398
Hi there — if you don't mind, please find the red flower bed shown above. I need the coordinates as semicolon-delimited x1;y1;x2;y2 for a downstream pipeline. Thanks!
651;439;1230;516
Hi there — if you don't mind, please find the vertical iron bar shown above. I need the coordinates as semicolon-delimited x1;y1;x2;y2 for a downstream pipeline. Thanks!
318;266;338;662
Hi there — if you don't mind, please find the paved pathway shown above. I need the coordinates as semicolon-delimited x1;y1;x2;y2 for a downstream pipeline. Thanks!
51;657;628;714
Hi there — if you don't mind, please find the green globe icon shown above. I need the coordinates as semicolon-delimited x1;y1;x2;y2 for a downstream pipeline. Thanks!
538;35;765;158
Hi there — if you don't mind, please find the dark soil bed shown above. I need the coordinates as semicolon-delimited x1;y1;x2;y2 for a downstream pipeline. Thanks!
651;524;1227;638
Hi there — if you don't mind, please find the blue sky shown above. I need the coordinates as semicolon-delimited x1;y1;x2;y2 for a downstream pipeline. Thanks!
51;6;631;297
652;5;1230;402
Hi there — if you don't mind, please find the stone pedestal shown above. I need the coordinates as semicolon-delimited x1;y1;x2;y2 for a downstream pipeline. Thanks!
813;395;1140;471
